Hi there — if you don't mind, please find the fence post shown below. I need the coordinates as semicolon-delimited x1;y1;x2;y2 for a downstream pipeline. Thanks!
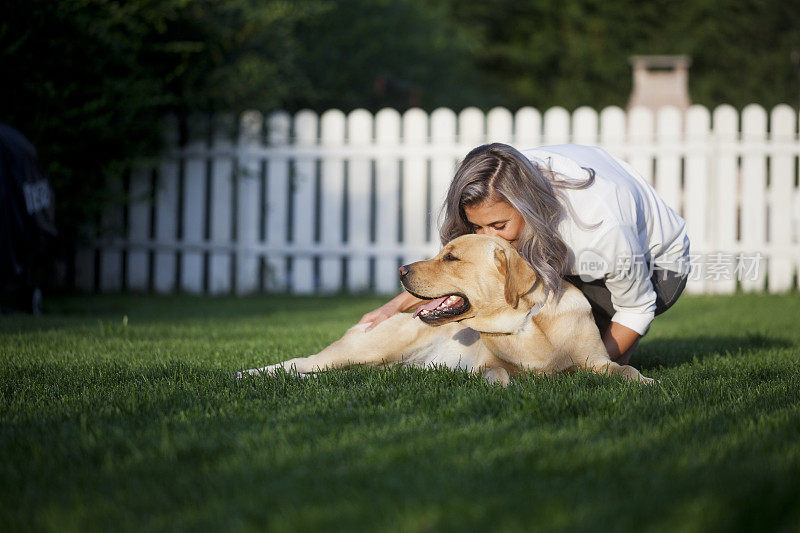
710;105;738;294
655;107;682;213
346;109;373;291
181;114;208;294
401;108;430;265
320;109;346;293
208;114;235;294
375;108;402;294
430;108;457;244
543;107;570;145
153;115;180;294
741;104;768;292
768;105;796;292
599;106;626;156
265;111;291;291
573;106;598;146
126;165;151;291
684;105;711;294
236;110;263;295
487;107;513;145
290;110;318;294
515;107;541;148
628;107;654;185
459;107;485;148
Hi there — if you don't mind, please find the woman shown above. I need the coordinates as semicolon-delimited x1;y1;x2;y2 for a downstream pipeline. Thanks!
358;143;690;365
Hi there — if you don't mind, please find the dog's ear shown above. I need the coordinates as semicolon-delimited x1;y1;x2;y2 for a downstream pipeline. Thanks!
494;246;536;308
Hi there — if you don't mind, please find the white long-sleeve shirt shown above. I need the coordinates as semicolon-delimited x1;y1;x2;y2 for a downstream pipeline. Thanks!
522;145;690;335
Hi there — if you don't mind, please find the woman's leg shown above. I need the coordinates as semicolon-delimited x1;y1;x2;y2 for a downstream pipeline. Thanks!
564;276;614;336
652;267;689;317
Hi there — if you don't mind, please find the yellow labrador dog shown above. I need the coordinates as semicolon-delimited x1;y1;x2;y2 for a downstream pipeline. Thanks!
237;234;652;385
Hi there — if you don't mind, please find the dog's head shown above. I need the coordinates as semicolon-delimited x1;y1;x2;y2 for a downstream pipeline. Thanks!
400;234;538;333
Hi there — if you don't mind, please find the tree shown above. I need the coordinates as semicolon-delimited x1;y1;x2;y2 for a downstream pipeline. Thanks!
0;0;323;247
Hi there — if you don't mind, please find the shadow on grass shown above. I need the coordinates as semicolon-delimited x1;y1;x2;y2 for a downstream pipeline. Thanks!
635;333;794;370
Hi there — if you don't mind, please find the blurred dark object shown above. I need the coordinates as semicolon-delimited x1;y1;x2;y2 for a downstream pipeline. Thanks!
0;123;57;314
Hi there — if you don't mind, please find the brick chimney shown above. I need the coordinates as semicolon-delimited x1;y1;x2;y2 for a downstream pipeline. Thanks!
628;55;692;112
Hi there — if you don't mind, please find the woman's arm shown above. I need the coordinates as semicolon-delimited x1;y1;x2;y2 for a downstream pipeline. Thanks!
602;321;641;364
357;291;426;331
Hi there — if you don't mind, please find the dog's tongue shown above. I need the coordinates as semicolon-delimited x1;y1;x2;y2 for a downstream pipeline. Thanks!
412;296;449;318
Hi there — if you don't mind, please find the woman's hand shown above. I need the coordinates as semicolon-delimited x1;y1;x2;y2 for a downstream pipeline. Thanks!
357;301;402;331
357;291;425;331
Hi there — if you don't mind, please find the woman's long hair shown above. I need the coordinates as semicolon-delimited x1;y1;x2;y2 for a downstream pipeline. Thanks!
439;143;598;302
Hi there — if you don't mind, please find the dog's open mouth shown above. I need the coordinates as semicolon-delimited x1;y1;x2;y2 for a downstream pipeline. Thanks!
411;294;471;323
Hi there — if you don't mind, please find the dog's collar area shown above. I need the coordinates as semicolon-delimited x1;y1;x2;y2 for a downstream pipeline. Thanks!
516;301;544;333
525;301;545;322
481;300;544;336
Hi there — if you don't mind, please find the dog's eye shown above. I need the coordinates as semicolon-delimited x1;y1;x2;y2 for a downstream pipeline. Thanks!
443;252;460;262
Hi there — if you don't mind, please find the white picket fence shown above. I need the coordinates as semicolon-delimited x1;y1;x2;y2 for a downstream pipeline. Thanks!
76;104;800;296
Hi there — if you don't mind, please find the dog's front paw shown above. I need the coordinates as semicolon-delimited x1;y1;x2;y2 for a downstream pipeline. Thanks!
233;362;310;379
639;375;656;385
233;365;274;379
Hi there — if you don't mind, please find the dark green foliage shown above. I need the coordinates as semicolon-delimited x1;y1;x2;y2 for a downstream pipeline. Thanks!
1;293;799;530
443;0;800;110
286;0;483;112
0;0;330;243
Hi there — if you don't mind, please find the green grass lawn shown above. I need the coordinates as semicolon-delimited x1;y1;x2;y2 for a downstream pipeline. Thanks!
1;292;799;532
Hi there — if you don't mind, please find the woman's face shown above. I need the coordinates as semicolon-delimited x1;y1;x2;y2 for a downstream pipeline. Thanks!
463;199;525;247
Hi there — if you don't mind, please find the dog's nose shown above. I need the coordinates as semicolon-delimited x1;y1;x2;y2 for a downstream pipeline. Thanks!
399;265;410;277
